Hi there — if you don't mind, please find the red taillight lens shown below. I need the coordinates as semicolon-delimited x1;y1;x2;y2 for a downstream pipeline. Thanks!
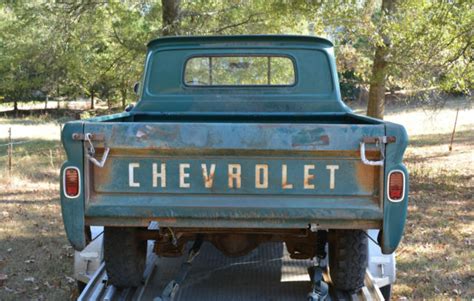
65;168;79;197
388;171;404;201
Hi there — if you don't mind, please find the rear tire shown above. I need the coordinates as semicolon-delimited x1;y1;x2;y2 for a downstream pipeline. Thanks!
104;227;147;288
77;280;86;294
328;229;368;292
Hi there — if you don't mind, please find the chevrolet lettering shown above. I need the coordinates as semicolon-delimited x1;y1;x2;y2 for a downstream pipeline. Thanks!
127;162;339;190
60;35;409;293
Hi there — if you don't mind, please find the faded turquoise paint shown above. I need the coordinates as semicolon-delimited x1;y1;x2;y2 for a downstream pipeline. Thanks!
85;195;382;227
82;118;384;230
60;35;408;254
60;122;86;250
83;120;384;151
381;122;409;254
134;35;350;114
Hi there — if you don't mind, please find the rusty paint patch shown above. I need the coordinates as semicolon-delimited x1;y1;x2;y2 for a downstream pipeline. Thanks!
355;162;380;194
91;149;114;191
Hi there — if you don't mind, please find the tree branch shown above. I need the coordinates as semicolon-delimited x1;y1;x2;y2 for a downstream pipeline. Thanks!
212;13;264;34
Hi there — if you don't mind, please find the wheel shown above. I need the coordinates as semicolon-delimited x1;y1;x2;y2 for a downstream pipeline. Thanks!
328;229;368;292
104;227;147;288
85;226;92;244
380;284;392;300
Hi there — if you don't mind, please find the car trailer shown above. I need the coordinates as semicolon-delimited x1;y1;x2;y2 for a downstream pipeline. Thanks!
76;228;394;301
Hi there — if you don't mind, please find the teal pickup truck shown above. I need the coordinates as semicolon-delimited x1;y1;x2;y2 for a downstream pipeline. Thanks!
60;35;408;293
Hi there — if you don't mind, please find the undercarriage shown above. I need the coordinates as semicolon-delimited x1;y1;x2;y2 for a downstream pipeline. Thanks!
144;228;328;260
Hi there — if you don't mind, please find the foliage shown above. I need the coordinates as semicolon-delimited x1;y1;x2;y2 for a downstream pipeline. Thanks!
0;0;471;111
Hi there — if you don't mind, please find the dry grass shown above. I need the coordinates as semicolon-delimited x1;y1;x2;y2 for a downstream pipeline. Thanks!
0;98;473;300
0;138;77;300
383;98;474;299
394;131;473;299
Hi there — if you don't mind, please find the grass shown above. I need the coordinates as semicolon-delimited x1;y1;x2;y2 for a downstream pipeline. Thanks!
382;97;473;299
395;154;473;298
0;98;473;300
0;138;75;300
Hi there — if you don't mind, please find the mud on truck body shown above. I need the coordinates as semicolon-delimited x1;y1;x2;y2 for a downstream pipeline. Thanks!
60;35;408;293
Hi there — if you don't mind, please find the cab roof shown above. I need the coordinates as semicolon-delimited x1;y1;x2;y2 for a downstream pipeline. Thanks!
147;35;333;49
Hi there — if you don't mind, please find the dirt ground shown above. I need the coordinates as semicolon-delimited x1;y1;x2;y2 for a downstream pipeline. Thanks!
0;98;472;300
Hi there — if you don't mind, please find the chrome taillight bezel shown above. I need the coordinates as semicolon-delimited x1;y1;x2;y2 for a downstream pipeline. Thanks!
387;169;405;202
63;166;81;199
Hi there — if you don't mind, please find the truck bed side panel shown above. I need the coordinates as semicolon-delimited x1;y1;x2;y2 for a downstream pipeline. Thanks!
60;122;86;250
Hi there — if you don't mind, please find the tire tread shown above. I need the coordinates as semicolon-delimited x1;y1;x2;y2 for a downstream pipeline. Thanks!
104;227;146;288
328;229;368;292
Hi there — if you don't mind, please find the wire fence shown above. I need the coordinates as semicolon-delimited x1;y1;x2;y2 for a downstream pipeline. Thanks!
1;127;65;178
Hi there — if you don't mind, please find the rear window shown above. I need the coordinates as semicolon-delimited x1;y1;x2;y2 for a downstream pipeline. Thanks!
184;56;295;86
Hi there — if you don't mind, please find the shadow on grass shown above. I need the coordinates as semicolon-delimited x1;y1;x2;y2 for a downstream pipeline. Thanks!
0;107;124;124
408;129;474;148
0;109;82;124
397;167;473;298
409;168;473;191
396;252;472;297
0;193;75;300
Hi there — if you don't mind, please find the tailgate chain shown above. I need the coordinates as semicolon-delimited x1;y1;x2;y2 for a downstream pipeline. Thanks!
360;136;396;166
85;133;110;168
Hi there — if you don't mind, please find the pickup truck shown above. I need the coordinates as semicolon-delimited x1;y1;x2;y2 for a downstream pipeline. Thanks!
60;35;408;293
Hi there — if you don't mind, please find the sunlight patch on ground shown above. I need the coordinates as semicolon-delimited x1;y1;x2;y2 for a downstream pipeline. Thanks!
0;122;62;141
385;106;473;136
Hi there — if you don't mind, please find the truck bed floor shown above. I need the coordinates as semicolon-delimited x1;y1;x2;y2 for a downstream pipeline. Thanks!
79;241;383;300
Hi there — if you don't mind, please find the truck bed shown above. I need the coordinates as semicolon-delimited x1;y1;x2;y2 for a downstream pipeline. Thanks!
95;112;382;124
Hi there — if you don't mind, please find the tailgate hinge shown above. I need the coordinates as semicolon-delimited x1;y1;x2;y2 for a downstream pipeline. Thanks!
72;133;105;141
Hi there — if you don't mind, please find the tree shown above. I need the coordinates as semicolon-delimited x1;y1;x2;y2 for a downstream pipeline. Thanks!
0;1;471;115
162;0;181;36
367;0;397;119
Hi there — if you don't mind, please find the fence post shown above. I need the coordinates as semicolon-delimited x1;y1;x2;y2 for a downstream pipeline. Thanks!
449;108;459;152
8;127;12;178
49;149;54;168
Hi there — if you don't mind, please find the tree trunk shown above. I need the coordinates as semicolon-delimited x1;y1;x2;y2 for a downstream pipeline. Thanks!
367;0;396;119
162;0;181;36
90;90;95;110
121;89;127;108
367;46;388;119
57;85;60;109
13;99;18;112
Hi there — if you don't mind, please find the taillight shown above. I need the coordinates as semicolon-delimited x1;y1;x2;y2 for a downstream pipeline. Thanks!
64;167;80;198
388;170;405;202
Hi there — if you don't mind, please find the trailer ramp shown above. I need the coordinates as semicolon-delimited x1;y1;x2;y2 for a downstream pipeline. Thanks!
78;241;384;301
